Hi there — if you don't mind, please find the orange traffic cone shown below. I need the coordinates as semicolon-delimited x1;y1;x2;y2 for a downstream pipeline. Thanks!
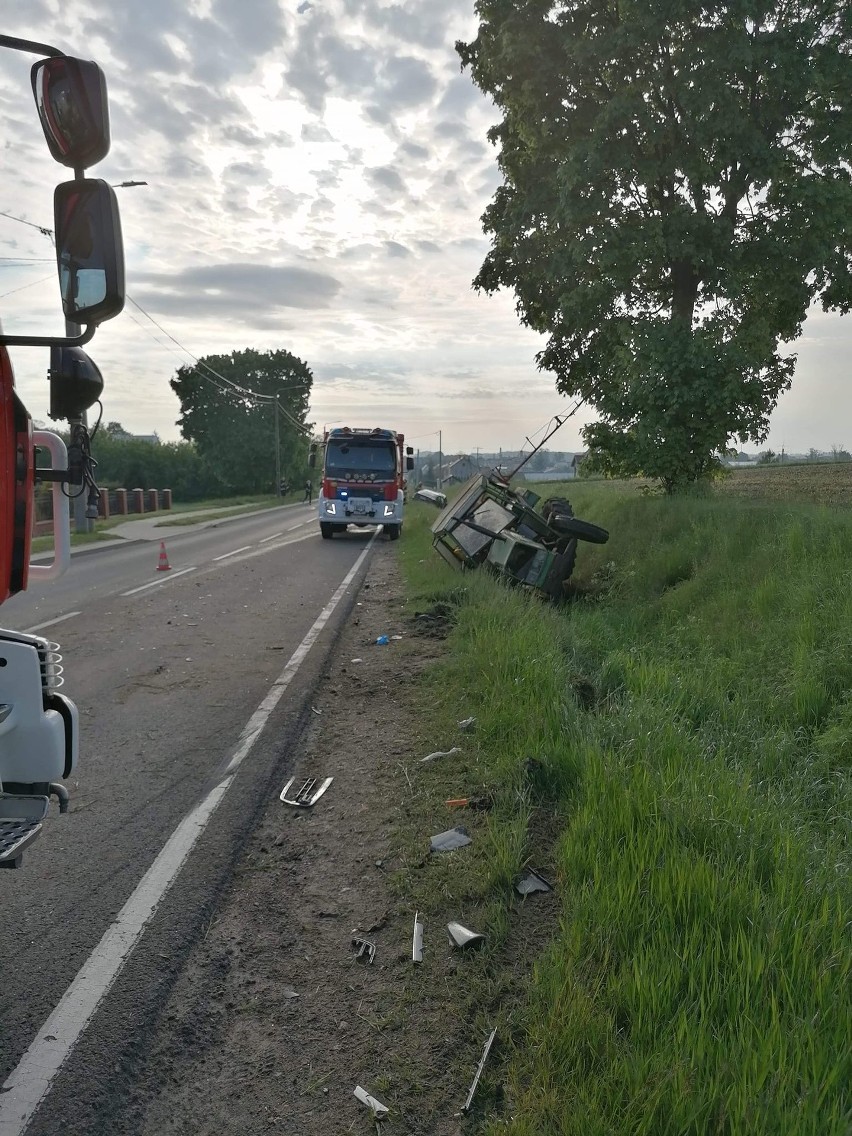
156;541;171;572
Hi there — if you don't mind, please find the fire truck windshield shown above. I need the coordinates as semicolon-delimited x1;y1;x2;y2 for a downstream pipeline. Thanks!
326;440;396;475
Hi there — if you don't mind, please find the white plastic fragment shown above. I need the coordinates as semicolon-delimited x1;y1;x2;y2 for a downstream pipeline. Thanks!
430;826;472;853
420;746;462;763
412;912;424;963
354;1085;389;1117
458;717;477;731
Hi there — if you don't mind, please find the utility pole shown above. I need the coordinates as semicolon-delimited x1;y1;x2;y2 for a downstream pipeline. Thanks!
437;430;443;490
274;395;281;495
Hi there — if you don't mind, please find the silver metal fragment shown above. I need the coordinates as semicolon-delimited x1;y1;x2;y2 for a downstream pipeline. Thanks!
430;826;472;853
447;922;485;950
351;936;376;964
412;912;424;963
514;868;553;896
462;1027;497;1113
279;775;333;808
354;1085;389;1117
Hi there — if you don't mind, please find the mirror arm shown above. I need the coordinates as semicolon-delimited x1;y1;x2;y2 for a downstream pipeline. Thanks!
0;326;96;349
0;35;63;59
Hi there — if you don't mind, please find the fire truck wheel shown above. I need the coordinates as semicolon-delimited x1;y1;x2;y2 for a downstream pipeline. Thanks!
385;524;401;541
320;522;334;539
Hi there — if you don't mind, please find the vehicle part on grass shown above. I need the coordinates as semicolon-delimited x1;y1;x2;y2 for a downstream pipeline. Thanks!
447;922;485;950
375;635;389;645
279;775;333;808
414;487;447;508
458;716;477;731
430;826;472;853
351;935;376;964
412;912;423;963
462;1027;497;1113
515;868;553;896
421;746;462;763
445;798;469;809
430;471;608;601
354;1085;390;1118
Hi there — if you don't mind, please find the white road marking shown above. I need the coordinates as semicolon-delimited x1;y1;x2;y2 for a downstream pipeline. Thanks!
0;531;379;1136
22;612;81;634
121;567;197;596
212;545;253;561
259;532;283;543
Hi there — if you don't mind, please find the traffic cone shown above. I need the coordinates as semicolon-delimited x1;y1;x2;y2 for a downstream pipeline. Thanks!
156;541;171;572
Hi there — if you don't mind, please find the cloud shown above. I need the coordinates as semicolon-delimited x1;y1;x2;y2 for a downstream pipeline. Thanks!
132;262;342;321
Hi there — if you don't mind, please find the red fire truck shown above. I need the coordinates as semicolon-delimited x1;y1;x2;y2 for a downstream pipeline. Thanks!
0;34;125;867
310;426;414;541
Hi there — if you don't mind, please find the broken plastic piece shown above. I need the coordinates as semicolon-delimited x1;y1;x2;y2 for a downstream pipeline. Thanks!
375;635;389;645
515;868;553;895
279;775;333;808
458;716;477;731
351;936;376;964
447;922;485;950
420;746;462;763
430;826;472;853
412;912;423;963
354;1085;389;1117
445;798;469;808
462;1027;497;1113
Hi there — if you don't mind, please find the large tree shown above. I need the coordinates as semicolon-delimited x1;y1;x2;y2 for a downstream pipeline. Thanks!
458;1;851;490
170;348;313;495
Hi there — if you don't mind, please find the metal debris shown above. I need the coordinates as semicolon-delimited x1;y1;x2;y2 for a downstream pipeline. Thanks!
412;912;424;964
279;775;333;808
351;936;376;964
354;1085;389;1118
447;922;485;950
462;1027;497;1113
420;746;462;763
430;826;472;853
514;868;553;895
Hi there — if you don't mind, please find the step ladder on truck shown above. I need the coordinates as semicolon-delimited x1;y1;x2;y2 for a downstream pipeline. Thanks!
0;34;125;867
310;426;414;541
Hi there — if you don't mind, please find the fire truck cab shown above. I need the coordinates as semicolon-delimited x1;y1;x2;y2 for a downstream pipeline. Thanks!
310;426;414;541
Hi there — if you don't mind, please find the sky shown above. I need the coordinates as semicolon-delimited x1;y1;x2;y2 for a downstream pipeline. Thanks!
0;0;849;459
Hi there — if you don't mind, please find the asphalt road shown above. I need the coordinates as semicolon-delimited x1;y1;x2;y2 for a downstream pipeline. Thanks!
0;504;385;1135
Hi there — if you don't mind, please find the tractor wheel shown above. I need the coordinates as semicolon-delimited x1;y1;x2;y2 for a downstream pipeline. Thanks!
550;516;609;543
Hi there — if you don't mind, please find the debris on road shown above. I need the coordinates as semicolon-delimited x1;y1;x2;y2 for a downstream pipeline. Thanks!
354;1085;390;1118
351;935;376;964
279;775;334;808
420;746;461;763
430;826;472;853
514;868;553;895
375;635;389;645
462;1027;497;1114
447;922;485;950
412;912;424;964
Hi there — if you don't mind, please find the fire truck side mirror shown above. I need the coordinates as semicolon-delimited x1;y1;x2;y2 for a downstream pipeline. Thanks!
54;179;124;325
31;56;110;169
406;446;414;456
406;456;414;471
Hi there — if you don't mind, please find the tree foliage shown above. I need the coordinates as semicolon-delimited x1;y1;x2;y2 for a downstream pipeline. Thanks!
458;0;852;490
170;348;314;495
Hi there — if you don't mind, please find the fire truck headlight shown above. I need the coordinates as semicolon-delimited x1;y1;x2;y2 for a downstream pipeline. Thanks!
383;504;395;517
324;501;337;515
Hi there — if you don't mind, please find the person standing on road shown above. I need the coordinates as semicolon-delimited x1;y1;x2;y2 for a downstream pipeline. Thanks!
304;478;313;503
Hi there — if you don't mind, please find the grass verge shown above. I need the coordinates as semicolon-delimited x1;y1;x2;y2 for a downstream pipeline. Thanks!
395;484;850;1134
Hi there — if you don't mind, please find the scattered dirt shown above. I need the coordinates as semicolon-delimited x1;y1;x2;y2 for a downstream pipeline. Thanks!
112;551;559;1135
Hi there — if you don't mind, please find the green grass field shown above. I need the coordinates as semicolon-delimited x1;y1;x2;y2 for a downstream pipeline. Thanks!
398;476;851;1134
